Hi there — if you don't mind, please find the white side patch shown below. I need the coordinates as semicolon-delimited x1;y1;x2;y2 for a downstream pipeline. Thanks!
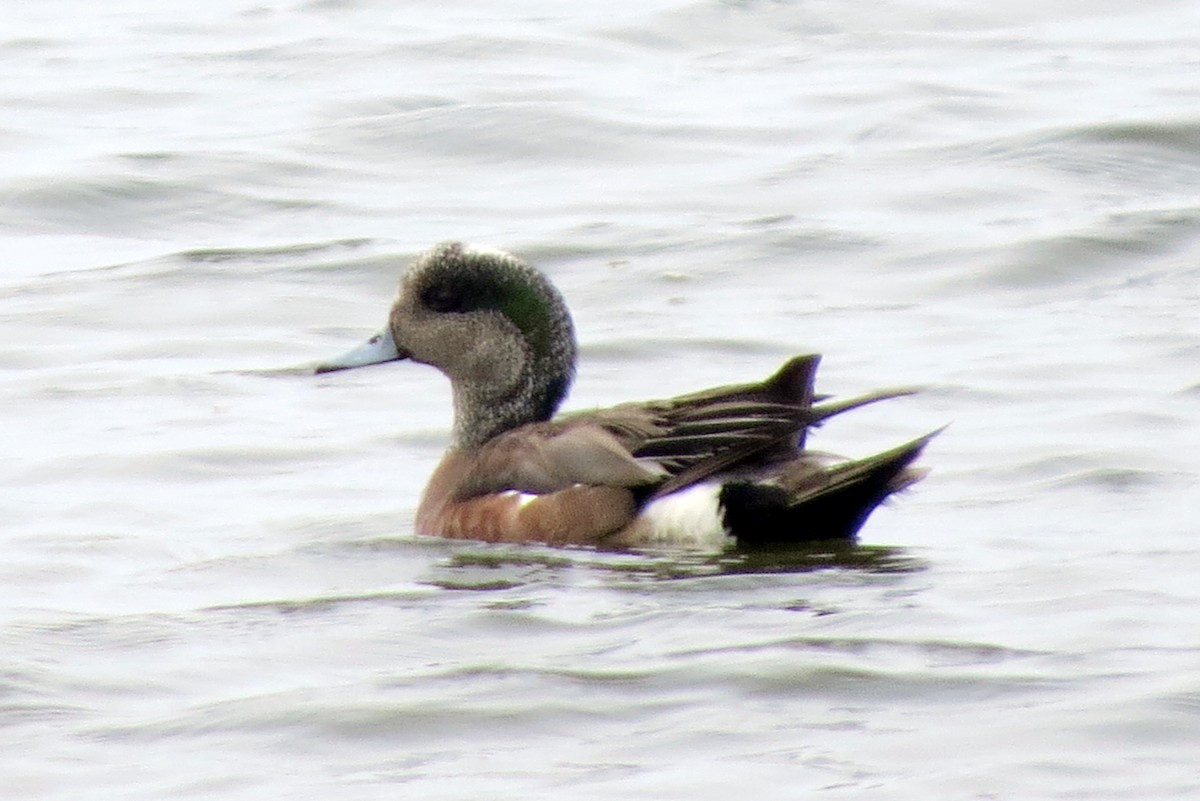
637;482;731;549
500;490;539;508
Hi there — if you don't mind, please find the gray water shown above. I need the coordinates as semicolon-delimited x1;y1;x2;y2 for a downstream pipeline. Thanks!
4;1;1200;798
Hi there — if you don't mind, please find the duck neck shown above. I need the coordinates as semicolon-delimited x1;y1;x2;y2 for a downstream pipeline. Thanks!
450;359;573;449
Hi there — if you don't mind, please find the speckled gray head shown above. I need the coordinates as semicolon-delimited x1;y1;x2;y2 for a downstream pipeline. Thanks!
317;242;577;447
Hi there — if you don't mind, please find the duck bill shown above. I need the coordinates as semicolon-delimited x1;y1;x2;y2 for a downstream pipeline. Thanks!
314;327;407;374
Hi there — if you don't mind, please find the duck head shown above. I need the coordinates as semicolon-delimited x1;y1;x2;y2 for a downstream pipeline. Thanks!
316;242;577;448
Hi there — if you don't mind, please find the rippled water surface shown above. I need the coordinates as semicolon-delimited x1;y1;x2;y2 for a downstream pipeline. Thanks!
4;1;1200;798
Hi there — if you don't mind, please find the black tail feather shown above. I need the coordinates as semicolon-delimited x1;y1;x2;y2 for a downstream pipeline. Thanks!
721;430;940;547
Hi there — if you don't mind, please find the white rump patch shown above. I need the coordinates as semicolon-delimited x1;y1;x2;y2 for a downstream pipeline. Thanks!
637;482;730;548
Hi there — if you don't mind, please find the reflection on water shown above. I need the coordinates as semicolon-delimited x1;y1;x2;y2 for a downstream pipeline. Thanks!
419;538;923;591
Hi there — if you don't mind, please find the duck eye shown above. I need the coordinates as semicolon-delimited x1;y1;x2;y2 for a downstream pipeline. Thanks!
422;284;463;313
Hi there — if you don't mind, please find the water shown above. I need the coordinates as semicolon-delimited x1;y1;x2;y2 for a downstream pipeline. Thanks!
3;1;1200;798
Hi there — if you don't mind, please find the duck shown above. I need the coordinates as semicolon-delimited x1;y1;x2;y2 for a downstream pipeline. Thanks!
315;242;937;549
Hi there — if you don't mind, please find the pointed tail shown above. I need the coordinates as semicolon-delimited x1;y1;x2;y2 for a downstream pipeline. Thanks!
722;428;942;547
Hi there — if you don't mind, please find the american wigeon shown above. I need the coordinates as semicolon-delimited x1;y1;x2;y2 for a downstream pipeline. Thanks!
317;242;937;549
